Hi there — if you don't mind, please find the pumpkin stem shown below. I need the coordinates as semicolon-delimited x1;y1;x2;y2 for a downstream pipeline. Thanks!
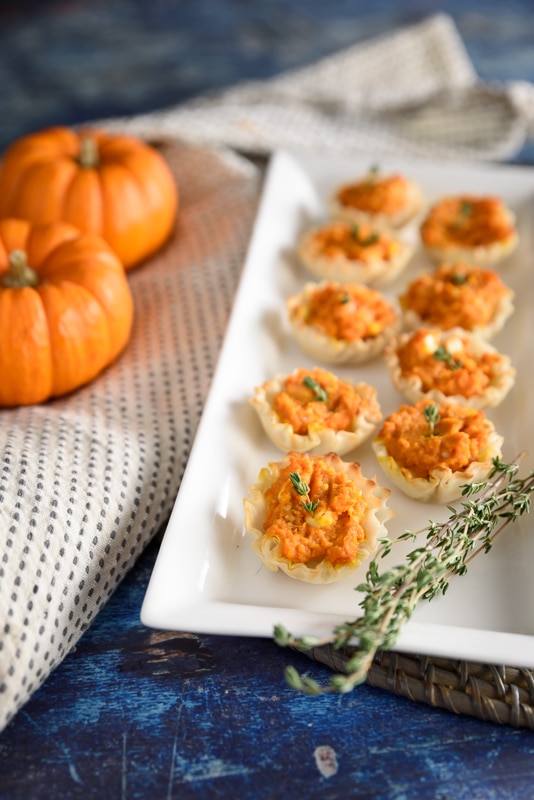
3;249;39;288
78;136;99;168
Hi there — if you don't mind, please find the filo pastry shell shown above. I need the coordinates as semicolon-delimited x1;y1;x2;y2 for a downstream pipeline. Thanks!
329;170;424;232
372;399;504;504
399;262;515;340
297;219;414;287
385;327;516;409
420;194;518;266
286;280;400;365
243;450;393;583
249;367;382;456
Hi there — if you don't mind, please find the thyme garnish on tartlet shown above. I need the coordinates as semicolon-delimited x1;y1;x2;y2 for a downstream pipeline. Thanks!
454;200;474;228
350;224;380;247
433;344;462;370
423;403;440;435
275;455;534;695
303;376;327;403
289;471;319;514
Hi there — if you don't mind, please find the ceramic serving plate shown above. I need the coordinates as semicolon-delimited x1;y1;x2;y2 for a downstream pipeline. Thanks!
141;149;534;667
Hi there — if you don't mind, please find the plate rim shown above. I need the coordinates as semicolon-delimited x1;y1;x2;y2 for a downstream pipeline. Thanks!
141;147;534;668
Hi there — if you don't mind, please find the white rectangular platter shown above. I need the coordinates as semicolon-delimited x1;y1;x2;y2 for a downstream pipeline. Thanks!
141;149;534;667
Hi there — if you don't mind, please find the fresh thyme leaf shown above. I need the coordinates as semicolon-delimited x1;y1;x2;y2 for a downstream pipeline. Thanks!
289;471;318;515
339;292;350;304
289;471;309;497
362;232;379;246
303;376;328;403
423;403;440;435
450;272;468;285
433;344;462;370
453;200;474;229
275;455;534;695
350;224;379;247
365;164;380;187
460;200;473;217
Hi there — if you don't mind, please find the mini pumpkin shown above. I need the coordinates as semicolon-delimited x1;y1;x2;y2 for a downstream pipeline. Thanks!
0;126;178;269
0;217;134;406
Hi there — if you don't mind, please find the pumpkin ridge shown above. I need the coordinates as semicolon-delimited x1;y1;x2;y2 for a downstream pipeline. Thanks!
38;280;112;397
0;284;53;406
0;126;178;269
0;217;133;405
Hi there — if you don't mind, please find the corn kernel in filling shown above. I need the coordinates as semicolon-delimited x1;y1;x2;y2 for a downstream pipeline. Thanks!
263;453;367;566
272;368;370;435
309;221;401;264
378;400;492;478
395;328;501;398
421;195;515;248
400;262;511;330
304;282;397;342
337;174;412;215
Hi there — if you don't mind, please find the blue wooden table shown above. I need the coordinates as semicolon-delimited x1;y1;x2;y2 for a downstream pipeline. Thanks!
2;2;534;798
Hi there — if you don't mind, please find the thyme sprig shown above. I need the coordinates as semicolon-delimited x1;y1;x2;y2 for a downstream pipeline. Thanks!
423;403;440;435
274;455;534;695
453;200;474;229
351;225;379;246
434;344;462;370
290;471;319;514
303;376;327;403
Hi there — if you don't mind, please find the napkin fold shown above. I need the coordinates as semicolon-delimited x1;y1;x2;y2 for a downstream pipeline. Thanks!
2;11;534;734
103;13;534;161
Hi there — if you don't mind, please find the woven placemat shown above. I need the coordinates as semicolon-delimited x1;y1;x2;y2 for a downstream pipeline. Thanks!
303;645;534;729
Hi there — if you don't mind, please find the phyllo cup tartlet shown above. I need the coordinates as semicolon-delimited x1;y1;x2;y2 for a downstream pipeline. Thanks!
372;398;503;503
244;450;393;583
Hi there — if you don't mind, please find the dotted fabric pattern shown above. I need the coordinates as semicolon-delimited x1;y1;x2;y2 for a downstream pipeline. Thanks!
102;13;532;162
4;11;534;733
0;141;260;732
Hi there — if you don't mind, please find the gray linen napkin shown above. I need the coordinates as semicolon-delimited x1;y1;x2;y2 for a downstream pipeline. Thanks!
102;13;534;161
0;143;260;732
2;11;534;733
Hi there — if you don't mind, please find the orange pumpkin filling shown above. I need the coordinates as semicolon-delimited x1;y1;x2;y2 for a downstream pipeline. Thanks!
336;173;412;215
421;195;515;248
303;282;397;341
272;368;372;435
263;452;367;566
307;221;402;264
378;400;492;478
400;262;511;330
395;328;502;398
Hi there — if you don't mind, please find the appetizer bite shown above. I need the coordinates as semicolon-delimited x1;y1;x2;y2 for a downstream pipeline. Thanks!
249;366;382;456
372;399;504;503
384;327;516;409
286;280;400;364
399;261;515;339
243;450;393;583
329;167;424;231
420;194;518;265
297;219;414;287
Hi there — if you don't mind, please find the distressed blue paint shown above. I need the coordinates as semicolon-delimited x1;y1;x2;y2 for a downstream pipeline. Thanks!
2;2;534;798
0;0;533;162
3;537;534;799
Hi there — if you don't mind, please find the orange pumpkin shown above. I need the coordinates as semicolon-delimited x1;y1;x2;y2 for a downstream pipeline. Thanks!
0;126;178;269
0;218;134;406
